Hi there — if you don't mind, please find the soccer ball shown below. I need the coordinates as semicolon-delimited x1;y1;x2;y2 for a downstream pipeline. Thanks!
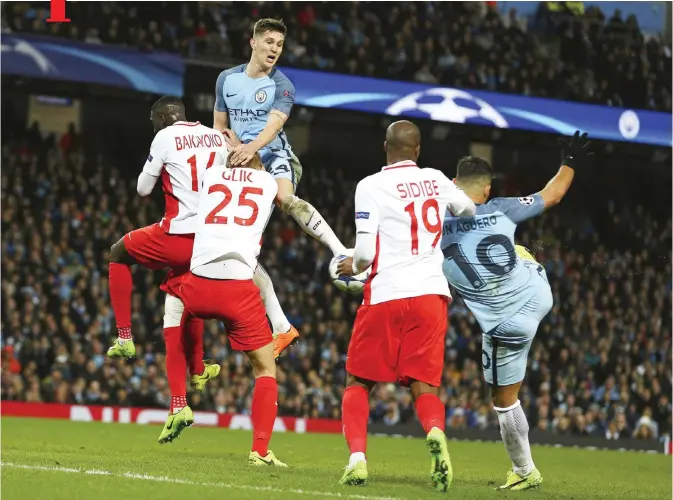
329;249;371;294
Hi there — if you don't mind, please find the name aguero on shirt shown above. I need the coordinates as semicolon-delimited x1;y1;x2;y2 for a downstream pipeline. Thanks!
175;133;224;151
443;215;499;235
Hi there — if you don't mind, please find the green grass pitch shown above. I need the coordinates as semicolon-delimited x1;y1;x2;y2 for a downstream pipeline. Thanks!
1;417;670;500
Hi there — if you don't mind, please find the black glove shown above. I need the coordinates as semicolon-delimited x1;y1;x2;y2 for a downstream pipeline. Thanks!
561;130;592;169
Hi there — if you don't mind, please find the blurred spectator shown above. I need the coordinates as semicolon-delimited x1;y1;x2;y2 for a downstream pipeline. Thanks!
1;125;670;444
3;2;671;111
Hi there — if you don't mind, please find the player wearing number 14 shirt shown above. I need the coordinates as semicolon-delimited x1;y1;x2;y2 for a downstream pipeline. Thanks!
440;131;592;491
106;97;224;443
336;121;476;492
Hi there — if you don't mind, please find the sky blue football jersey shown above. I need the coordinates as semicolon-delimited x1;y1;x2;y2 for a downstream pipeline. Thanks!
214;64;295;159
440;194;546;333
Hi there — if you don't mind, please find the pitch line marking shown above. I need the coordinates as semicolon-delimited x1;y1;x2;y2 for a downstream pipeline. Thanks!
1;462;401;500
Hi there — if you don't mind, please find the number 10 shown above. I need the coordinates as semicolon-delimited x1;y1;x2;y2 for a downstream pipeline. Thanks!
47;0;71;23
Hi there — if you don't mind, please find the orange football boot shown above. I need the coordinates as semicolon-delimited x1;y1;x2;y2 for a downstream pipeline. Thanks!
273;326;299;360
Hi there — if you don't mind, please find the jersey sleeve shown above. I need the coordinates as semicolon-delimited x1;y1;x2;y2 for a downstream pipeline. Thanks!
142;132;169;177
271;71;295;116
214;70;228;113
438;173;476;217
490;195;545;223
354;179;379;234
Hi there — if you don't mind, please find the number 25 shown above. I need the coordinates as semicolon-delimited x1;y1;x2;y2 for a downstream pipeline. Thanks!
404;199;442;255
206;185;263;226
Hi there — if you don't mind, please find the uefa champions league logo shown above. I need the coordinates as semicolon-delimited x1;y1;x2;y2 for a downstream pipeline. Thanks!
385;88;509;128
0;39;56;74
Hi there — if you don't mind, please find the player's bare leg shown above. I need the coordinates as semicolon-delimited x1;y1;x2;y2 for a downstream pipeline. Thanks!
272;178;346;358
492;381;542;490
340;374;375;486
253;263;299;360
107;238;137;358
276;178;347;256
410;380;453;492
246;341;287;467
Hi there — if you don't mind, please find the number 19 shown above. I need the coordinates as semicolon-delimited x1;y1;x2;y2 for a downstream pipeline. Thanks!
404;199;442;255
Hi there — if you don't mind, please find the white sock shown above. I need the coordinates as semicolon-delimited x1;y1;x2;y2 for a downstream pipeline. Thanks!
348;452;366;467
283;196;347;256
494;400;535;477
253;264;292;334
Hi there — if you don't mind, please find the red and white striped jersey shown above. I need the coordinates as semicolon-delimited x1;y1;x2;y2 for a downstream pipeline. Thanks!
354;160;476;305
142;121;228;234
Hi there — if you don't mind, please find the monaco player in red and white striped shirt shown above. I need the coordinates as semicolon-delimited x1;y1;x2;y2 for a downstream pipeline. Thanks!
336;121;475;491
107;96;227;415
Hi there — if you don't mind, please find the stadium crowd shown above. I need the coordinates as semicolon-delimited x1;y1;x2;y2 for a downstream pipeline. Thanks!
1;125;670;443
3;1;671;111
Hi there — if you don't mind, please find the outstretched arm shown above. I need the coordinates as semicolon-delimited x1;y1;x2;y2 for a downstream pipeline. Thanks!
538;130;591;209
537;165;575;209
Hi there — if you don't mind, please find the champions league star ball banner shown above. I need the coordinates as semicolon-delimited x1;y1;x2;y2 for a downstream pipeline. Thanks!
280;67;672;147
1;34;184;96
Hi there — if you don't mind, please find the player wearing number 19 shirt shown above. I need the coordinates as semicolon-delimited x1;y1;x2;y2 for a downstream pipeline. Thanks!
440;131;592;491
337;121;476;492
176;156;287;467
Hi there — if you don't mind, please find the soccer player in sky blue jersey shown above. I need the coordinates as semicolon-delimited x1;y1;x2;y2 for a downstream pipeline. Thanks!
440;132;592;491
213;19;347;360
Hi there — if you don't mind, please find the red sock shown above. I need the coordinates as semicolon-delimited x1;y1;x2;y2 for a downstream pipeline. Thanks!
171;395;187;412
342;385;369;454
184;317;205;376
251;376;278;456
109;262;133;339
414;393;446;433
164;326;187;412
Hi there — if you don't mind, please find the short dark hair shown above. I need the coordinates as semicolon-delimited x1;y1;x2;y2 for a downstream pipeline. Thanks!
151;96;184;115
456;156;493;183
253;18;287;38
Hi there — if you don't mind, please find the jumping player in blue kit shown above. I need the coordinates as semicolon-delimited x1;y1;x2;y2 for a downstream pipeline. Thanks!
213;19;347;360
440;131;592;491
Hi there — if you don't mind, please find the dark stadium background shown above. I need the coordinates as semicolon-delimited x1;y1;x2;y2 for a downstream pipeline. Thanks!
1;1;671;452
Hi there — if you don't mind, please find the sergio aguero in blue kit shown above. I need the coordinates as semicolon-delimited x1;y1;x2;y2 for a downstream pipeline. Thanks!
440;132;592;491
213;18;347;360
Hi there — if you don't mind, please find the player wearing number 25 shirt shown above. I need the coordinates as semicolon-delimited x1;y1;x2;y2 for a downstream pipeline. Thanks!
440;132;592;492
175;157;288;467
336;121;475;492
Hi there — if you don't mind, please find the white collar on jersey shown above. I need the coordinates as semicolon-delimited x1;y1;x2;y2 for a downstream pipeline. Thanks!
172;121;201;127
381;160;418;171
